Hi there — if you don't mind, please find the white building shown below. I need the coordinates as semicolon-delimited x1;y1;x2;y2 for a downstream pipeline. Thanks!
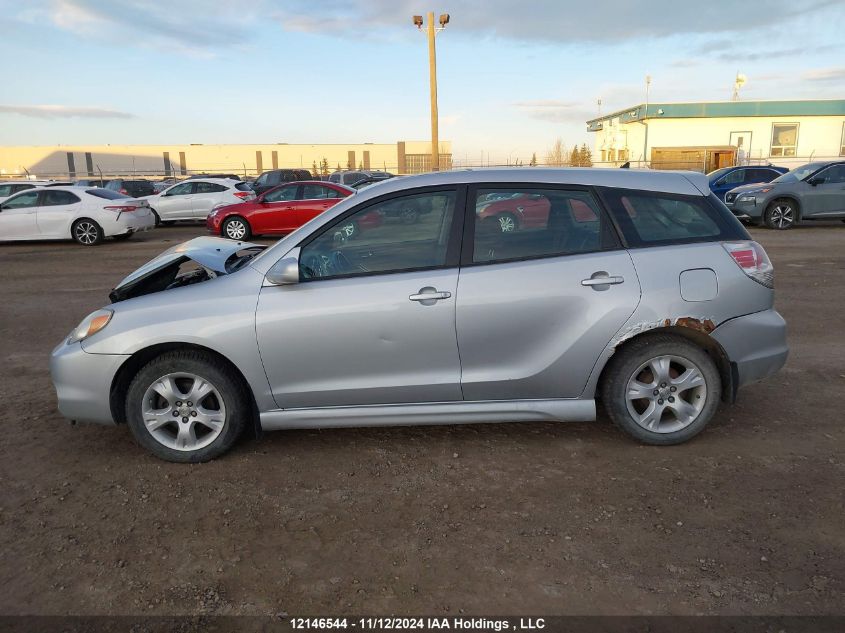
587;99;845;172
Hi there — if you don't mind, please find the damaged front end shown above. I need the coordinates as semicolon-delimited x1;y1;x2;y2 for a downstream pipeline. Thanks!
109;237;266;303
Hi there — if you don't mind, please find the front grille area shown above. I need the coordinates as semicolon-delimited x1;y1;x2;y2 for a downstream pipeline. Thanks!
725;192;737;203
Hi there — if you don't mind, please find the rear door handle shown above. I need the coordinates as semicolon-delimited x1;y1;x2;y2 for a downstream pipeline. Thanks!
409;287;452;304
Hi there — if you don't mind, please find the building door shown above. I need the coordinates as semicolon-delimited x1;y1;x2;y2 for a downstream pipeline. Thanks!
729;131;752;165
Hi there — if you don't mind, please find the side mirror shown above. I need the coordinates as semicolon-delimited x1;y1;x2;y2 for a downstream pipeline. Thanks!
715;178;726;187
806;177;823;186
265;248;300;285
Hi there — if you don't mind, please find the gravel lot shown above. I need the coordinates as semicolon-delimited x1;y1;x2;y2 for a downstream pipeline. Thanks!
1;223;843;616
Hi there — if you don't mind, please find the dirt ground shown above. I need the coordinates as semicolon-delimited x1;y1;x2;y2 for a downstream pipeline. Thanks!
0;223;843;617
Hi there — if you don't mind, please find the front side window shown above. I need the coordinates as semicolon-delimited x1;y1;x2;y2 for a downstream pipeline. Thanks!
166;182;194;196
0;184;13;197
41;190;81;206
195;182;227;194
472;188;605;264
721;169;745;185
2;191;39;209
813;164;845;184
770;123;798;157
300;190;456;280
601;188;742;247
264;185;298;202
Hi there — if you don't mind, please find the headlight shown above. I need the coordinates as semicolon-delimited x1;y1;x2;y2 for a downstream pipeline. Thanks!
68;309;113;344
737;195;756;204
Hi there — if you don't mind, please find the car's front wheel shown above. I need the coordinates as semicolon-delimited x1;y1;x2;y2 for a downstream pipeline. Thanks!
764;199;797;230
222;216;252;240
601;335;721;445
71;218;104;245
125;351;249;462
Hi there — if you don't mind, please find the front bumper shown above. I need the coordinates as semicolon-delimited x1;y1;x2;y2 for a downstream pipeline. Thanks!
730;198;763;220
711;308;788;391
50;340;129;425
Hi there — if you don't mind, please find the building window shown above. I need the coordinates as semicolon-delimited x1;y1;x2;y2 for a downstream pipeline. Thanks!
841;123;845;156
618;148;629;162
770;123;798;157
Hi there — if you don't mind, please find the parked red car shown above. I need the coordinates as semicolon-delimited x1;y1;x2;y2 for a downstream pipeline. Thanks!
207;181;374;240
476;192;597;232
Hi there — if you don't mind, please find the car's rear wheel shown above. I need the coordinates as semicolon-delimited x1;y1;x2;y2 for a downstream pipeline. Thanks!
125;351;248;462
222;216;251;240
601;335;721;445
151;209;162;226
71;218;104;245
764;199;797;230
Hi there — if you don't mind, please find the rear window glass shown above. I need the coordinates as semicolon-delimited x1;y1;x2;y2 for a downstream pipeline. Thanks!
87;188;130;199
235;182;252;191
599;188;747;247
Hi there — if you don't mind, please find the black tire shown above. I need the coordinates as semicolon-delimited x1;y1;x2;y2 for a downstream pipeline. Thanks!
112;233;133;241
161;220;176;227
600;334;721;445
125;350;249;463
495;213;518;233
764;199;797;230
222;216;252;241
71;218;104;245
151;209;162;226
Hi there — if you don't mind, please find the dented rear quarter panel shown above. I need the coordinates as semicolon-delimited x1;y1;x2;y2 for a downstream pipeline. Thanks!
580;241;774;398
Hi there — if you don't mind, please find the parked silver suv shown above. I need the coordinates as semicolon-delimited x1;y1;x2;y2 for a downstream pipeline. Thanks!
51;168;788;462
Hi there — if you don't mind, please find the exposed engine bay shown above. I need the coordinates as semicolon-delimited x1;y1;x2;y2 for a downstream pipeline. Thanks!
109;237;266;303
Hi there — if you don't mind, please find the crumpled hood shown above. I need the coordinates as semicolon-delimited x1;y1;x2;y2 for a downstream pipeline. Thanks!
110;236;263;302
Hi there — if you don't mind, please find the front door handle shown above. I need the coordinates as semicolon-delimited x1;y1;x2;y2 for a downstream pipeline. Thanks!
409;286;452;305
582;272;624;290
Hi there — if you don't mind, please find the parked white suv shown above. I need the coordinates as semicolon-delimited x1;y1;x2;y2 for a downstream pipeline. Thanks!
148;178;255;224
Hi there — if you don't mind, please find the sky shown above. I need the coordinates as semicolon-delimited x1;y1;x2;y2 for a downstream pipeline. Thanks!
1;0;843;165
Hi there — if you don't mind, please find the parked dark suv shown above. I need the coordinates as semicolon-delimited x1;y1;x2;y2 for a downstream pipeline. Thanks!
707;165;787;202
105;179;155;197
251;169;312;196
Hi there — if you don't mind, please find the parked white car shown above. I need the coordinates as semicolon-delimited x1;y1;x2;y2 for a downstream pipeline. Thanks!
147;178;255;224
0;186;155;245
0;180;73;203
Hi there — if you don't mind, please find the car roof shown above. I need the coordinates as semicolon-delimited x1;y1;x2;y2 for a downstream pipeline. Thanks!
346;167;710;199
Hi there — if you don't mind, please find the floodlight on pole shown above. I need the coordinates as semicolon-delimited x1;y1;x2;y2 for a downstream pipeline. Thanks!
413;12;449;172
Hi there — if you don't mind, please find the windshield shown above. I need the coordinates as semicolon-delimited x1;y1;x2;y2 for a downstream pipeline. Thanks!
707;167;733;183
772;163;825;183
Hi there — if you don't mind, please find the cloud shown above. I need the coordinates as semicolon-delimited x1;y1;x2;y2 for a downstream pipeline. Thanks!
0;105;135;119
274;0;840;43
514;100;596;123
802;67;845;82
18;0;257;56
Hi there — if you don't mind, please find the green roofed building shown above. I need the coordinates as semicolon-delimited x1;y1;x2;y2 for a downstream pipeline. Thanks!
586;99;845;172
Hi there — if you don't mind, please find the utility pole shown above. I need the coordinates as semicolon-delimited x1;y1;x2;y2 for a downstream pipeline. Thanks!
414;12;449;172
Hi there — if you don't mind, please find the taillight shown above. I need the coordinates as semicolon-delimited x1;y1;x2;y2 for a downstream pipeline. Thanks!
104;205;139;212
233;191;252;199
722;241;774;289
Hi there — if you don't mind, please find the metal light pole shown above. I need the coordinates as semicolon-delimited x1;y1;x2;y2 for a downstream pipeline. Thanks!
414;13;449;172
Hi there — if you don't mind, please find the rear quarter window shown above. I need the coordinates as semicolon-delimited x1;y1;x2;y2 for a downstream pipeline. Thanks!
598;187;748;247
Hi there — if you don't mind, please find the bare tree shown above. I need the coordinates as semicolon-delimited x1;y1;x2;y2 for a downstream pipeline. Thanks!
544;139;569;167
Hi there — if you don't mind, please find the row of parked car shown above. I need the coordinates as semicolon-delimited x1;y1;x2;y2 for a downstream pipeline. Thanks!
2;162;844;245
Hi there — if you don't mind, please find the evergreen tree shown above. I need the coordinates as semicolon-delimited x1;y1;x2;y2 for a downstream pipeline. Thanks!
569;146;580;166
529;152;537;167
579;143;593;167
320;158;329;176
311;161;319;178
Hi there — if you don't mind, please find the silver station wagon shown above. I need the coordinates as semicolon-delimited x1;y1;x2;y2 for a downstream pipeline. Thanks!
51;168;788;462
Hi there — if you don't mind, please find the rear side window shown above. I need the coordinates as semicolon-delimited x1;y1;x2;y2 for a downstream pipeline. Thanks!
87;189;130;200
599;187;748;247
42;190;81;206
471;188;613;264
195;182;227;194
0;184;12;197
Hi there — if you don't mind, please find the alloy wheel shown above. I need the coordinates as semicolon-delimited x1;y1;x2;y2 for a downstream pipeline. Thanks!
770;205;794;229
498;215;516;233
74;221;99;244
625;355;707;434
141;372;226;451
225;219;247;240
